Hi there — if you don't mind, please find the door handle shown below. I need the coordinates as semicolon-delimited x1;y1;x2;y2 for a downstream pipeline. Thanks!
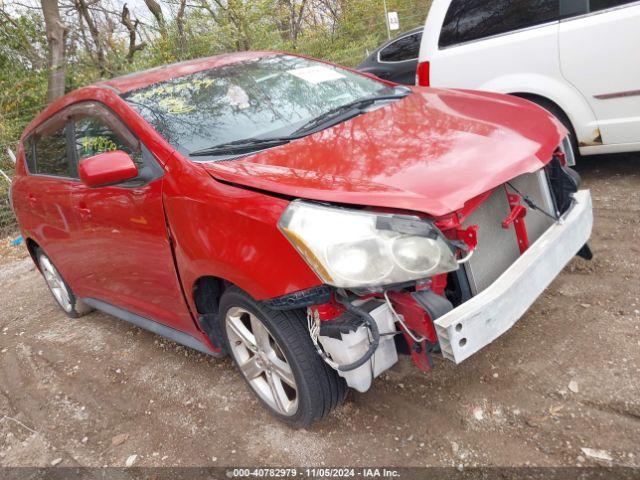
28;194;37;207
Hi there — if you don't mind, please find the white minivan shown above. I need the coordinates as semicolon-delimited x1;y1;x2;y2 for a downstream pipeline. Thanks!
418;0;640;159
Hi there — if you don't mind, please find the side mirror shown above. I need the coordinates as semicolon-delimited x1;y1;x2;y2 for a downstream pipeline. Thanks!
78;150;138;187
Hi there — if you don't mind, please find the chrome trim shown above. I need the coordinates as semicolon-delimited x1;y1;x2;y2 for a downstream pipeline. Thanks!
594;89;640;100
434;190;593;364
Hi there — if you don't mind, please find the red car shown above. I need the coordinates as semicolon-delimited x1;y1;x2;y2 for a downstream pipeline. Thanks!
11;52;593;426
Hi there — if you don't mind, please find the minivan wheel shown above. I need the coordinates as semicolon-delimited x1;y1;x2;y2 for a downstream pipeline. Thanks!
219;286;348;427
36;250;93;318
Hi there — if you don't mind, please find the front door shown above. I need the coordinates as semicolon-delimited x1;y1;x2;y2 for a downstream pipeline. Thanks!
64;102;199;336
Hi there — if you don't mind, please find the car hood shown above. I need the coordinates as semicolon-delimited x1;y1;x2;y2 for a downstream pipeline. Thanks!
200;88;566;217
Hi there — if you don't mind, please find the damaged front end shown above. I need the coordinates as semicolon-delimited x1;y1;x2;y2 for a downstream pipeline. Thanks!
267;151;593;392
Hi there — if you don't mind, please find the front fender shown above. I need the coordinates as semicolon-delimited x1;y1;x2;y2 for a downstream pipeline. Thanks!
163;159;322;312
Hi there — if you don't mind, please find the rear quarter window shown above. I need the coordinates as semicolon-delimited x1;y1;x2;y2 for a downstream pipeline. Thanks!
439;0;560;48
34;126;72;177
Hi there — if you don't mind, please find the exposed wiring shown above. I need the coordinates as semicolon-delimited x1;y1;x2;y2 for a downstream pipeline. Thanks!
383;290;427;343
457;248;474;264
506;181;560;222
307;295;382;372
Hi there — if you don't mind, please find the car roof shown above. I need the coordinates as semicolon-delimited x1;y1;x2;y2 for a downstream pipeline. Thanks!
95;51;280;94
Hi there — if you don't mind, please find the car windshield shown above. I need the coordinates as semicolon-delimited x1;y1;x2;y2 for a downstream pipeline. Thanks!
122;54;394;160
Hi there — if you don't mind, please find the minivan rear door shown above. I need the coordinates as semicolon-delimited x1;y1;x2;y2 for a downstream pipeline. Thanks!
559;0;640;145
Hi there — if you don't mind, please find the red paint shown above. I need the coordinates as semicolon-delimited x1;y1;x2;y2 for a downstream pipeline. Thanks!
386;291;438;373
11;52;567;357
202;87;566;217
503;192;530;253
78;150;138;187
416;60;430;87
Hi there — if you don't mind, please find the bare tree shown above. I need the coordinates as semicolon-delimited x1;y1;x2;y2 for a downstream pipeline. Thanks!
176;0;187;57
75;0;106;74
275;0;308;45
144;0;167;32
121;4;146;62
41;0;67;102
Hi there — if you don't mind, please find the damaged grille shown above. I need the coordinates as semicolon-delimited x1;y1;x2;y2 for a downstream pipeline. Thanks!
462;169;556;295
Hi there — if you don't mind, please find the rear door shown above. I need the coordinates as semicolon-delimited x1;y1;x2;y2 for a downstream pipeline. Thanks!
428;0;561;89
17;114;79;280
559;0;640;145
65;102;198;336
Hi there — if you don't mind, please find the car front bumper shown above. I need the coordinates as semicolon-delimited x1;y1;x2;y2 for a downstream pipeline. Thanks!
434;189;593;364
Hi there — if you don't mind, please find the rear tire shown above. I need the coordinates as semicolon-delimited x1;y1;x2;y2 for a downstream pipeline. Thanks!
36;249;93;318
219;286;348;427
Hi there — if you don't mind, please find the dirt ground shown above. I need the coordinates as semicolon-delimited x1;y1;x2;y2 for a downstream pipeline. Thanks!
0;153;638;469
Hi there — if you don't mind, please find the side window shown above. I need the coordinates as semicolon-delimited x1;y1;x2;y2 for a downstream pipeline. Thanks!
73;115;143;169
439;0;560;48
379;33;422;62
34;125;71;177
589;0;636;12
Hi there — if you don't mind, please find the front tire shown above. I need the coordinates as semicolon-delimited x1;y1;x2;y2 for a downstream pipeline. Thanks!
37;249;93;318
219;286;347;427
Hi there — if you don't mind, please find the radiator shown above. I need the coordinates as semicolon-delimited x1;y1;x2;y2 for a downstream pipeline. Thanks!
462;169;556;295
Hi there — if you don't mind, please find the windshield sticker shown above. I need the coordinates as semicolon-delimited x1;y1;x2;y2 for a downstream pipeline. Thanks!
287;66;345;84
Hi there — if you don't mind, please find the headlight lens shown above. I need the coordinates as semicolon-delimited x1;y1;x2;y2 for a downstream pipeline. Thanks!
278;200;459;288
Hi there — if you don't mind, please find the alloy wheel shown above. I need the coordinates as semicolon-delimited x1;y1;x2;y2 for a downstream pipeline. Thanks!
225;307;298;416
40;255;72;313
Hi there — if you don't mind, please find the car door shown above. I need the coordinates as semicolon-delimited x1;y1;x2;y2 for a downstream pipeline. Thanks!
559;0;640;145
376;31;422;84
16;114;80;281
65;102;199;336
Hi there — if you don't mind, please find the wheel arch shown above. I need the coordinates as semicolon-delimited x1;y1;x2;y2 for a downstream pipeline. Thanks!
477;73;600;148
192;275;227;315
25;237;41;270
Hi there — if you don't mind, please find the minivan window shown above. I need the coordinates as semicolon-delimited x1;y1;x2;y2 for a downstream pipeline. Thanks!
123;54;392;159
34;126;71;177
589;0;636;12
439;0;560;48
379;33;422;62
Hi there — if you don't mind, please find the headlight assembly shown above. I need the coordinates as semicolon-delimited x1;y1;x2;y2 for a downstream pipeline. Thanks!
278;200;459;289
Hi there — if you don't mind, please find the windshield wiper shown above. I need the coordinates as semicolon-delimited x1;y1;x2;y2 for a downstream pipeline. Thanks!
189;137;293;157
291;89;411;136
190;88;411;157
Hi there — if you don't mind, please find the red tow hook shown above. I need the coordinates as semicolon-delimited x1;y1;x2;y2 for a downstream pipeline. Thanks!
503;192;529;253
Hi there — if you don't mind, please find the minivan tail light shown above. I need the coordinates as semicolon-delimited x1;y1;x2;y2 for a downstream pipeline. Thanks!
416;61;430;87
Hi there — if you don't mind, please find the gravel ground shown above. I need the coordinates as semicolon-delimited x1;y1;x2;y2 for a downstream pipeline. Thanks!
0;154;638;468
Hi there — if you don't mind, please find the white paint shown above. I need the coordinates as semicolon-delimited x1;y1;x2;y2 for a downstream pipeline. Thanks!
418;0;640;155
435;190;593;364
287;66;345;84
